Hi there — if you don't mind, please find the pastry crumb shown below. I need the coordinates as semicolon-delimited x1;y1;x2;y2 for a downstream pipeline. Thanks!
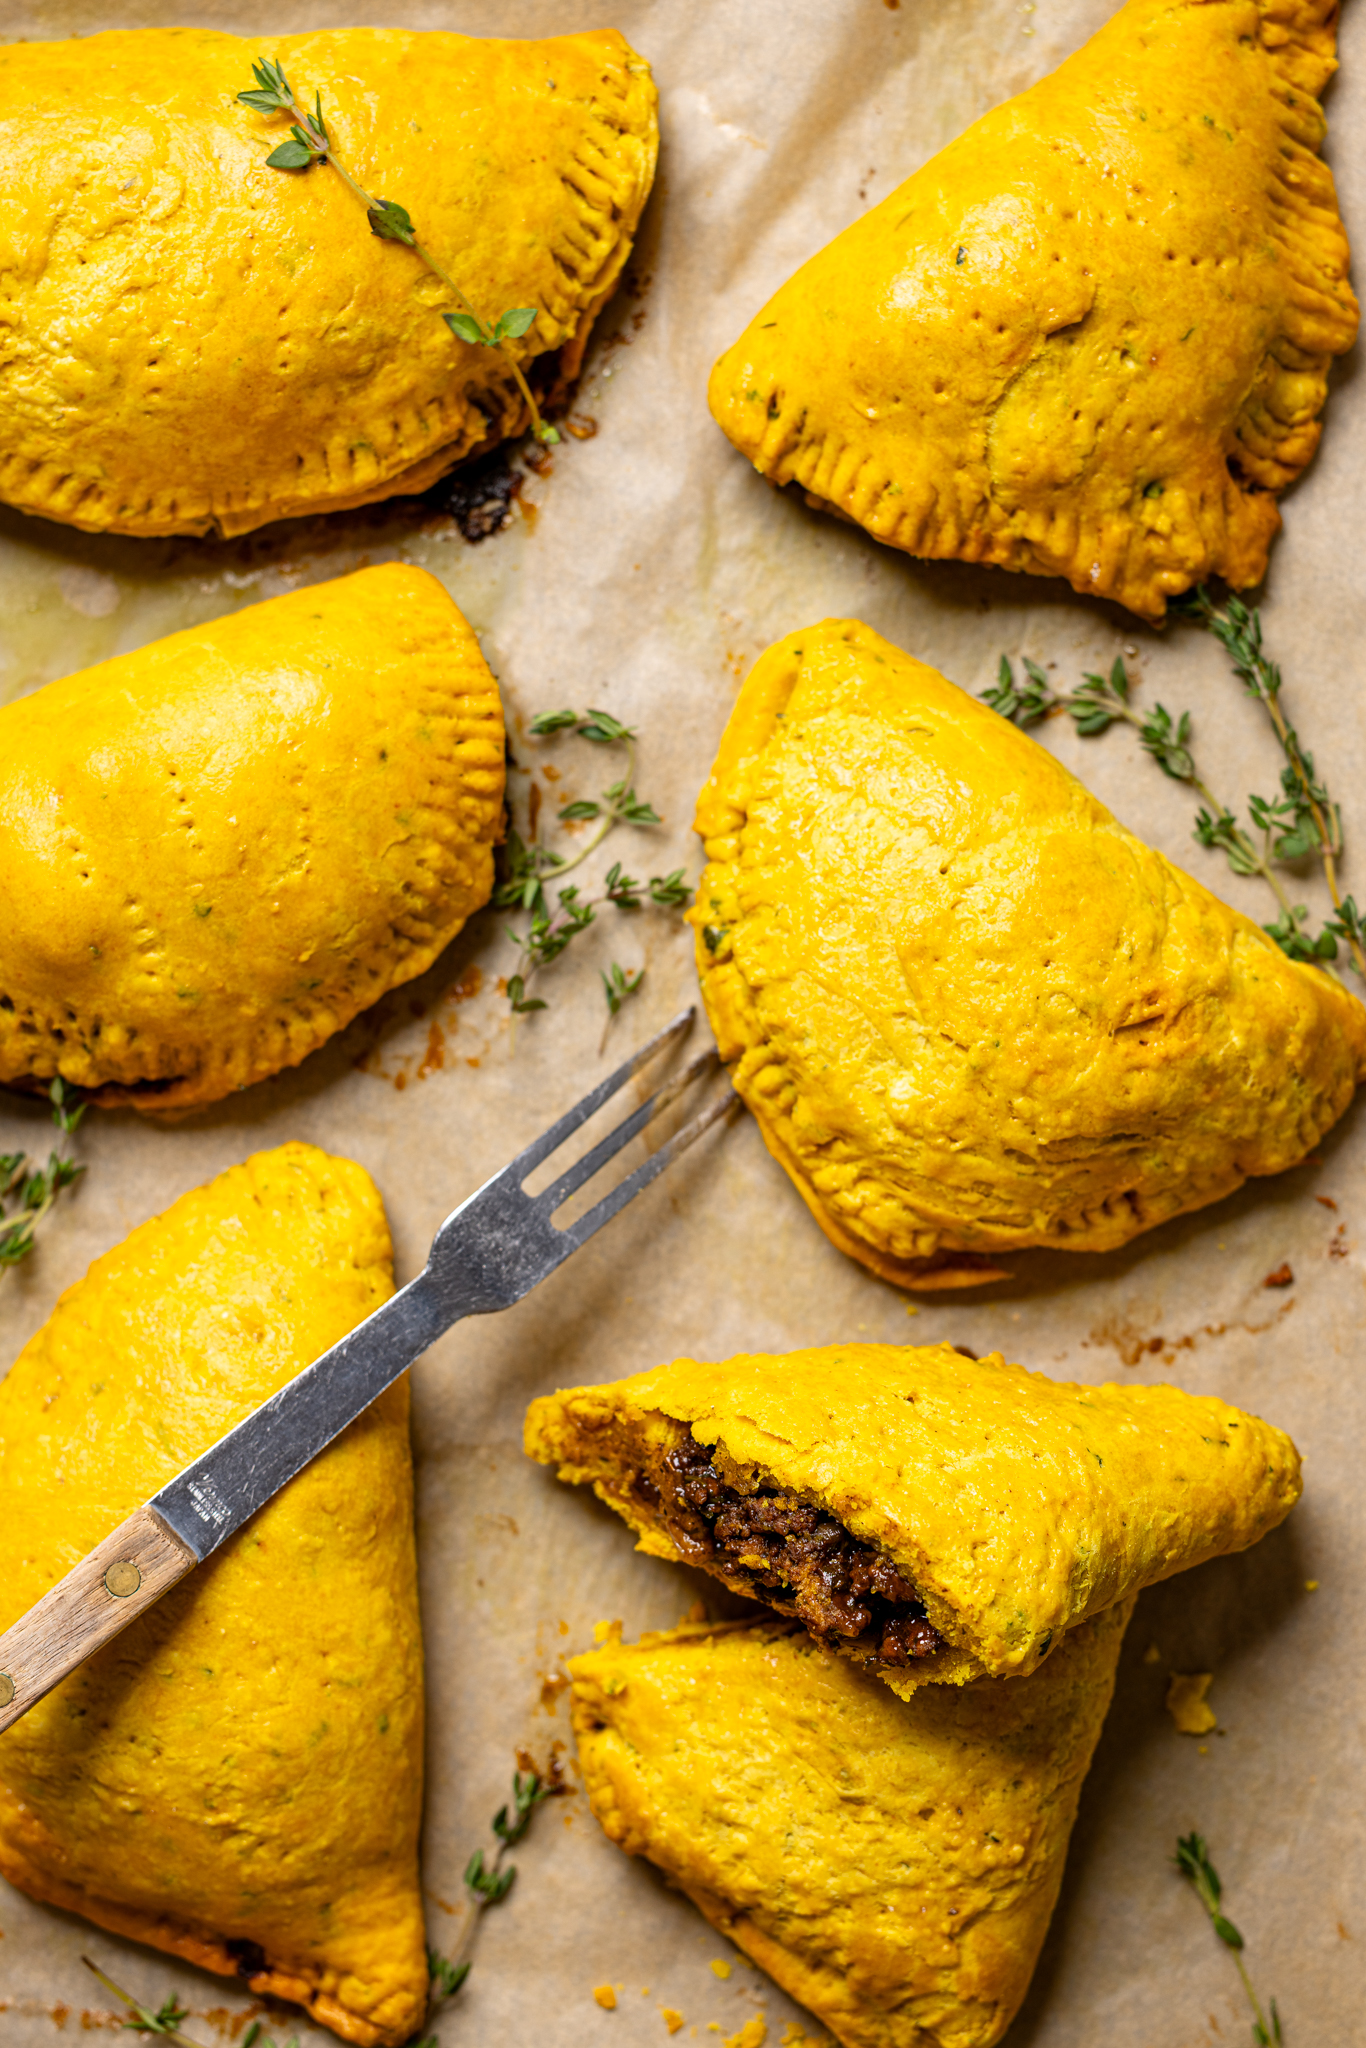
662;2011;685;2035
711;1959;732;1979
593;1619;624;1646
725;2023;767;2048
1306;1579;1320;1592
1167;1672;1217;1735
1263;1263;1293;1288
594;1985;618;2010
1142;1643;1161;1665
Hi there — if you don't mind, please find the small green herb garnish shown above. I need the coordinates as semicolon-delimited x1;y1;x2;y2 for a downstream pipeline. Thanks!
237;58;559;446
1;1078;86;1274
984;587;1365;979
417;1768;552;2026
498;710;691;1018
82;1961;208;2048
1174;1834;1283;2044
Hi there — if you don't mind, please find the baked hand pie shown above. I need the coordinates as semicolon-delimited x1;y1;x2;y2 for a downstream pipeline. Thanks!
571;1604;1131;2048
0;564;504;1115
689;619;1366;1289
0;27;656;537
708;0;1356;620
0;1143;425;2048
526;1340;1298;1697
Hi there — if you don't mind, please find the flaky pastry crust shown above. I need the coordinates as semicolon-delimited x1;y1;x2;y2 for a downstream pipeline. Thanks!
571;1606;1132;2048
527;1341;1299;1693
709;0;1356;619
689;620;1366;1288
0;28;657;536
0;564;504;1113
0;1144;426;2047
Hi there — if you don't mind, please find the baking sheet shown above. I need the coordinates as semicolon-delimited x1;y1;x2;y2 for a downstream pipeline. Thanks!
1;0;1363;2042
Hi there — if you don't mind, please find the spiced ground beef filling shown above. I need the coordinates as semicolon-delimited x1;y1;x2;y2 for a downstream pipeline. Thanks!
633;1433;944;1669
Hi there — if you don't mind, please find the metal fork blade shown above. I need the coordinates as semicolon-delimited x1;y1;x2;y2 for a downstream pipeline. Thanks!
153;1014;729;1564
556;1081;739;1254
536;1047;720;1216
493;1006;695;1186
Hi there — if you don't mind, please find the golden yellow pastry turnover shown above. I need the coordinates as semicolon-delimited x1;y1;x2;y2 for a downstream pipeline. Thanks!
708;0;1357;621
0;564;504;1114
571;1603;1131;2048
526;1341;1299;1697
690;620;1366;1289
0;1143;424;2048
0;28;656;537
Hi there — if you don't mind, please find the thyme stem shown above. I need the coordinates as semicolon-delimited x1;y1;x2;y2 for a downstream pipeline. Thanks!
496;712;689;1018
81;1960;209;2048
1174;1835;1282;2045
983;617;1358;980
1174;587;1366;981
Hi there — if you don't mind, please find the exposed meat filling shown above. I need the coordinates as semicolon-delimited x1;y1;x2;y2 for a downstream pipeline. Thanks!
636;1435;943;1669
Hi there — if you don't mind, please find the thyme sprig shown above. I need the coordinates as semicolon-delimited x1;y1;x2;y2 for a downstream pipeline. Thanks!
415;1768;550;2030
0;1078;86;1274
984;592;1362;977
82;1960;209;2048
1173;587;1365;978
1174;1834;1282;2045
498;710;690;1017
237;59;558;446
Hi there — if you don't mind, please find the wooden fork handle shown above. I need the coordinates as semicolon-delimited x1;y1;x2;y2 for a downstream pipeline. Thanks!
0;1505;197;1735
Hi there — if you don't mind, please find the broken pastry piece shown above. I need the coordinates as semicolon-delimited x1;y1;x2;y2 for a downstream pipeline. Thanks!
0;1143;425;2048
709;0;1357;620
0;564;504;1114
690;620;1366;1289
0;27;656;537
572;1604;1132;2048
526;1341;1299;1697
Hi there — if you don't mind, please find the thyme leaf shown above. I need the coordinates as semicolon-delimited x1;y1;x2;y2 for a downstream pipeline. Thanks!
0;1078;87;1274
236;59;559;444
1174;1834;1283;2044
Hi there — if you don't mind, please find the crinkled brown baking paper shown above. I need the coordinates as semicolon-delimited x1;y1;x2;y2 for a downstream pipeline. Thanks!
1;3;1362;2045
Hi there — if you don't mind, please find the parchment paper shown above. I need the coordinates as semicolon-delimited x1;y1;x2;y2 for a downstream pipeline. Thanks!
1;1;1363;2043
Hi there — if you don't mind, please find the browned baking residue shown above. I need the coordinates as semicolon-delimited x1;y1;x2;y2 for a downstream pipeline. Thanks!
517;1740;573;1795
528;781;542;838
1263;1264;1294;1288
1329;1226;1350;1259
565;414;599;439
1316;1195;1338;1211
418;1021;446;1080
1087;1296;1297;1365
540;1669;571;1711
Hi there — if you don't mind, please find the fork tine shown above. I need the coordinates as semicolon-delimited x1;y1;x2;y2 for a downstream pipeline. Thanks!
499;1007;694;1183
536;1047;720;1216
555;1084;740;1254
